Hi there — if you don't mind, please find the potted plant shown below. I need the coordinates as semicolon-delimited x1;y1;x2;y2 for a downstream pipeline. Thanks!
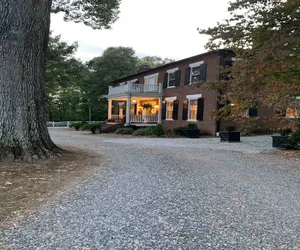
220;125;240;142
142;103;153;111
272;128;292;148
184;123;200;138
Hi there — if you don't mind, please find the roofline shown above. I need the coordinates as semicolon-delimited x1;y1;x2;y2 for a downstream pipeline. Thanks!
112;49;234;83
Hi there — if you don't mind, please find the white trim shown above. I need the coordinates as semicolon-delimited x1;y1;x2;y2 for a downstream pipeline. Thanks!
167;67;179;73
128;78;138;83
167;86;176;89
189;61;204;68
166;118;174;121
144;73;159;79
187;119;197;122
186;94;202;100
165;96;177;102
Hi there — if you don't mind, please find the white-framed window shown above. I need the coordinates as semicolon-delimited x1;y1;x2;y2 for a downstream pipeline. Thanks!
188;99;198;120
187;94;202;121
167;68;178;88
189;61;204;84
144;73;159;86
165;96;177;120
166;101;174;120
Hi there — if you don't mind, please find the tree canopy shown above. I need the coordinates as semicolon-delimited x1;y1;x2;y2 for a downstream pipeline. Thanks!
199;0;300;116
137;56;175;70
51;0;121;29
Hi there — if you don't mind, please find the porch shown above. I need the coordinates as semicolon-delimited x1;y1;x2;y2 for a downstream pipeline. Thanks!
107;97;163;125
108;82;163;97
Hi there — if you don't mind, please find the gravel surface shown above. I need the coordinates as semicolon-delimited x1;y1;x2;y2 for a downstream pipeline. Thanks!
2;128;300;249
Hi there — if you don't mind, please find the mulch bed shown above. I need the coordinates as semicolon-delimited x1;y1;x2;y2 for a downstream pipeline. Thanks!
0;147;100;225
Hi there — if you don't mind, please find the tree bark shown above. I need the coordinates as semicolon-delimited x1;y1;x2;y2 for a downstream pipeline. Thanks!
0;0;58;161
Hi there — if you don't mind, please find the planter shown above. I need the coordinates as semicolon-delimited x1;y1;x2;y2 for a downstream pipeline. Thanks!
184;129;200;138
220;131;240;142
272;135;288;148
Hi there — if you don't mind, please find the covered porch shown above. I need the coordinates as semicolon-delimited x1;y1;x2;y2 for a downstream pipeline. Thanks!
107;97;163;126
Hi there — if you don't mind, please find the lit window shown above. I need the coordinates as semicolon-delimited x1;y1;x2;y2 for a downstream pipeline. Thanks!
166;101;174;120
189;99;198;120
286;108;299;118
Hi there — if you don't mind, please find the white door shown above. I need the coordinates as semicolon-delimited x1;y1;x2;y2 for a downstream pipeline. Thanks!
145;76;156;92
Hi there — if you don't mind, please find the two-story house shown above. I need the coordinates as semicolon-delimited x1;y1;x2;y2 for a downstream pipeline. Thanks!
105;49;236;135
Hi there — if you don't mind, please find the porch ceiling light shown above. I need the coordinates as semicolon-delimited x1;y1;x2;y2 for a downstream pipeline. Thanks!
131;100;137;104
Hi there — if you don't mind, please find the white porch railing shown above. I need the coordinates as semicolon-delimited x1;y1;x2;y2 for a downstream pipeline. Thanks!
130;115;159;123
108;83;162;96
131;83;159;93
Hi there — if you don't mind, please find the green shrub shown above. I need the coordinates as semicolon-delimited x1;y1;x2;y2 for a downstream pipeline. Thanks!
285;129;300;150
133;125;165;137
279;128;293;137
173;126;186;136
186;123;198;129
151;124;165;136
124;125;138;130
81;122;102;134
69;122;84;131
224;125;236;132
173;124;199;136
133;127;152;136
115;128;134;134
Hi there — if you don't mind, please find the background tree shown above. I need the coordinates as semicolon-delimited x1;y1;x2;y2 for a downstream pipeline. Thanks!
83;47;138;121
137;56;175;71
0;0;121;161
199;0;300;117
46;34;86;121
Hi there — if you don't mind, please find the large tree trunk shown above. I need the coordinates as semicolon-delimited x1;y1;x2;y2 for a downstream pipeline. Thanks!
0;0;58;161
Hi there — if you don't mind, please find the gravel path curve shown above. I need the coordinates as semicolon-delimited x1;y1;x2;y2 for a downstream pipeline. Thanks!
2;129;300;249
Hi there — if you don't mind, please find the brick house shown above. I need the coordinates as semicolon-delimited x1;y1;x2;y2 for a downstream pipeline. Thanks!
105;49;245;135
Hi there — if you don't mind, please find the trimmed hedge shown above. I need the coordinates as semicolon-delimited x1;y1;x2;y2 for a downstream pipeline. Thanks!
133;124;165;137
173;123;199;136
115;128;135;134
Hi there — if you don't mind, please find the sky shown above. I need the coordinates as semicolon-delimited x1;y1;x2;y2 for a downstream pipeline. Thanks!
50;0;230;62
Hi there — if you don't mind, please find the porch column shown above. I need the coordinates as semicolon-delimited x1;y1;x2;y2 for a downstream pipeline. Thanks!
108;99;112;119
158;97;163;124
126;96;131;125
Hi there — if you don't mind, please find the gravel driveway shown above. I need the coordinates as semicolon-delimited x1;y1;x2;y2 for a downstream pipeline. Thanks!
2;129;300;249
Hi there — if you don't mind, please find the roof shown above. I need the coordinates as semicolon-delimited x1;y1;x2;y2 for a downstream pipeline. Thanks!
112;49;234;83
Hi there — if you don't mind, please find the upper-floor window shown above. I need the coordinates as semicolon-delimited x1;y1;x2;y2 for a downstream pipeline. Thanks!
164;68;181;88
191;66;201;83
144;73;159;86
167;68;178;87
184;61;207;85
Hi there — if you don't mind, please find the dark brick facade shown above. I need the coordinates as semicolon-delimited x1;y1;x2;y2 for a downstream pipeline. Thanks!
113;49;238;135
